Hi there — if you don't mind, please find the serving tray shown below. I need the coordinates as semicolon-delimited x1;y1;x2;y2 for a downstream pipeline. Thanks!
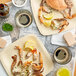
0;34;54;76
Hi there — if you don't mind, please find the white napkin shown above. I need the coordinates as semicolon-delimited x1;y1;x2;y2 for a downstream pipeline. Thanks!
0;35;12;75
51;29;76;46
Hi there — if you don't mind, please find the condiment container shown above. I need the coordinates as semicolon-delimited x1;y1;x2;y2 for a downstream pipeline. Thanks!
0;4;9;18
12;0;27;7
15;9;32;28
1;21;13;35
53;46;72;64
56;67;71;76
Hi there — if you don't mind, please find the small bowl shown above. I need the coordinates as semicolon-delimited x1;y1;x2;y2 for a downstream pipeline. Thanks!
53;46;72;65
12;0;27;7
15;9;33;28
0;22;11;35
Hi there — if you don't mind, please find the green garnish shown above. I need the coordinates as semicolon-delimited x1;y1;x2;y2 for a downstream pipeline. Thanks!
2;23;13;32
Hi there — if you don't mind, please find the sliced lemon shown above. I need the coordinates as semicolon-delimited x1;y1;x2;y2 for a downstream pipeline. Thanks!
24;40;35;50
24;47;33;51
43;13;54;20
57;67;71;76
43;20;51;27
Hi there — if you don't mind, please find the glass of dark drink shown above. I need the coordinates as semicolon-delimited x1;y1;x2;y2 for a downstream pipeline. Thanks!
0;4;9;18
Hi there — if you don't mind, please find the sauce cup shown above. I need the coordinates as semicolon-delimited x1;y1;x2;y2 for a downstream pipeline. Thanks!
12;0;27;7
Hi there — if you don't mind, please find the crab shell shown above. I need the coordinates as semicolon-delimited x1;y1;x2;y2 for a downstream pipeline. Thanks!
46;0;68;11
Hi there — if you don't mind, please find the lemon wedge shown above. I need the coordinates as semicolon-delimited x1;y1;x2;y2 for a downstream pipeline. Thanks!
24;40;35;50
43;20;51;27
43;13;54;20
57;67;71;76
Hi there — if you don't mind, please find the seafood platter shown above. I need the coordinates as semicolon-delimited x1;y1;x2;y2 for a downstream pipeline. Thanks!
31;0;76;35
0;0;76;76
0;35;54;76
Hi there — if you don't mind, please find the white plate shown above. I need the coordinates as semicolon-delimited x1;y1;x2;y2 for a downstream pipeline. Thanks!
0;34;54;76
12;0;27;7
31;0;76;35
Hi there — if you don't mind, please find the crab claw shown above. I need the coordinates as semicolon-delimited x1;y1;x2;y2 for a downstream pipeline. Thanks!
54;18;69;32
58;20;69;32
15;46;23;66
33;72;43;76
23;61;32;67
15;46;22;57
33;53;37;61
11;55;17;72
32;52;43;71
25;52;32;59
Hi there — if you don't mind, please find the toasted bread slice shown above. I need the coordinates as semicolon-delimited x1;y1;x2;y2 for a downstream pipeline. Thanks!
0;38;7;48
63;32;76;46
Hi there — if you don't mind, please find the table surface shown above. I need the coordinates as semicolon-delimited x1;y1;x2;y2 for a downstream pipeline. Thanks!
0;0;76;76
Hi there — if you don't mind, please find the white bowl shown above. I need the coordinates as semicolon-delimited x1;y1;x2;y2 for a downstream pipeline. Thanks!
12;0;27;7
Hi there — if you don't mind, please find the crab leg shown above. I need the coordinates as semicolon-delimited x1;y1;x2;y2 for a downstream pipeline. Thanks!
23;61;32;67
33;72;43;76
54;18;66;21
15;46;23;66
33;53;37;61
38;6;50;24
71;13;76;19
32;67;44;76
58;20;69;32
40;0;46;6
38;6;44;24
68;8;71;16
32;52;43;71
32;48;37;61
25;48;37;61
11;55;17;73
13;72;21;76
25;52;32;59
54;18;69;32
62;9;76;19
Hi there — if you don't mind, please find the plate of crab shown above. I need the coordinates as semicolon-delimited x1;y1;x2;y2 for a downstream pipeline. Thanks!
0;34;54;76
31;0;76;35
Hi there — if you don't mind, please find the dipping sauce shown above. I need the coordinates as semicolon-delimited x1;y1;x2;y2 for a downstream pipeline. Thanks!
19;14;30;25
15;10;32;27
57;67;71;76
56;49;66;60
54;47;72;64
